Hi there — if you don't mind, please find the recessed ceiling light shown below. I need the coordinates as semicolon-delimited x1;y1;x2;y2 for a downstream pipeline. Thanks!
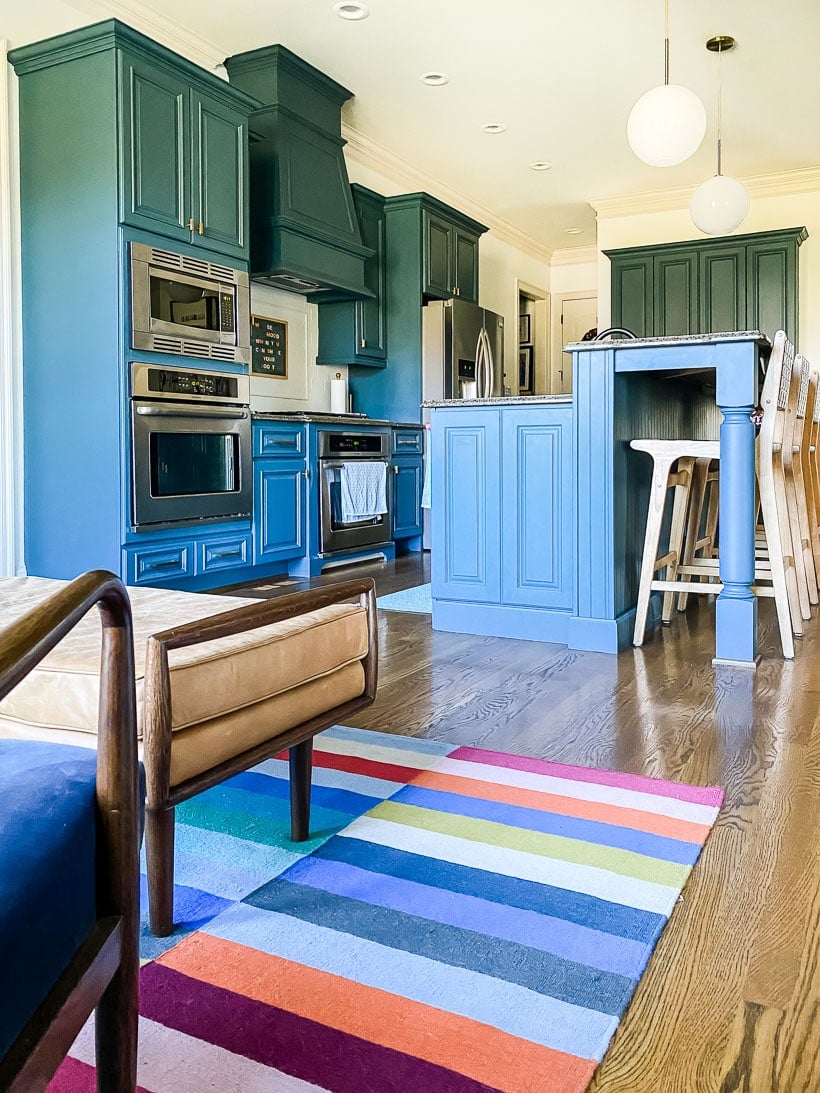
565;228;583;235
481;123;506;135
421;72;449;86
529;161;552;171
333;1;369;20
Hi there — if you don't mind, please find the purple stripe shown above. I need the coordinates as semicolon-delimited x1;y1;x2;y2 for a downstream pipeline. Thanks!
449;747;725;807
138;962;503;1093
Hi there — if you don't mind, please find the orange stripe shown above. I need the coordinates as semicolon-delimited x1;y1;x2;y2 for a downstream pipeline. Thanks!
158;932;596;1093
412;769;710;844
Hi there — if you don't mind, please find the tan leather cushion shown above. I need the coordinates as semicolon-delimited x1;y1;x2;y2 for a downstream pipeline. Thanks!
0;577;368;743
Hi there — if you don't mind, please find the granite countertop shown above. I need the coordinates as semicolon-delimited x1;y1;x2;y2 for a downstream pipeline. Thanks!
564;330;771;352
251;410;423;428
423;395;573;407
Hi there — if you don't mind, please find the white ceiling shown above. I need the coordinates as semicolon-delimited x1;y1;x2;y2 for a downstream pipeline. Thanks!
6;0;820;253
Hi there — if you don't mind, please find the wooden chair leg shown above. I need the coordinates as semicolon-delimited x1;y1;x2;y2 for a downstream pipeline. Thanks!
145;806;175;938
634;456;674;647
289;738;314;843
94;946;139;1093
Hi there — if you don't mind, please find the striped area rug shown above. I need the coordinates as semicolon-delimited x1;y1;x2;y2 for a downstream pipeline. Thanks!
49;726;723;1093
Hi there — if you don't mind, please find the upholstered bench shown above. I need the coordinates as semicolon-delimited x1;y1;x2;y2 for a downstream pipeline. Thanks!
0;575;377;936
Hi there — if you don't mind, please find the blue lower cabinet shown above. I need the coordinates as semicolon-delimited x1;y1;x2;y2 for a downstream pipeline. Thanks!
126;541;195;585
432;410;501;603
198;531;252;574
392;457;423;540
253;460;307;564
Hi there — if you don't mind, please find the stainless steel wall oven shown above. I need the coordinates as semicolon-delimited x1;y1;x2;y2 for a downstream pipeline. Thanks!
318;431;392;556
130;364;251;530
130;242;251;365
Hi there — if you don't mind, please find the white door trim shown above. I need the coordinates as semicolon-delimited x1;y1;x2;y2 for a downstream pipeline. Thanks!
550;290;597;393
0;44;23;577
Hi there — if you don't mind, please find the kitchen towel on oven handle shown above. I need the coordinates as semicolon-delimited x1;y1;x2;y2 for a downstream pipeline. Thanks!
340;461;388;522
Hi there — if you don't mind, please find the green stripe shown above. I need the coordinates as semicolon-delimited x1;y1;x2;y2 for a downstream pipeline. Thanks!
369;800;690;889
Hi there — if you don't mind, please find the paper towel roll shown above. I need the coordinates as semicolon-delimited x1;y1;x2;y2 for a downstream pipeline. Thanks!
330;373;347;415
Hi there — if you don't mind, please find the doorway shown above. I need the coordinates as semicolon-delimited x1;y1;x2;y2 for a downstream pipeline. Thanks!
550;293;597;394
515;280;549;396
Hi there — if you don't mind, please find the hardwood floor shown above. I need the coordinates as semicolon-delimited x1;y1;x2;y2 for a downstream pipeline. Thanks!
226;554;819;1092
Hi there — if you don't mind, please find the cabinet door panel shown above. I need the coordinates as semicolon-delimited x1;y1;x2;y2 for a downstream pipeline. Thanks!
254;461;306;563
392;459;422;539
193;92;247;259
700;247;746;333
356;194;387;359
120;55;190;238
431;411;501;601
612;257;653;337
501;412;573;608
424;213;453;299
454;230;479;303
654;251;698;336
746;241;797;342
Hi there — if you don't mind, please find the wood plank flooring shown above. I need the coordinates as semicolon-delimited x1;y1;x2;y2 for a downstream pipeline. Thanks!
225;554;819;1093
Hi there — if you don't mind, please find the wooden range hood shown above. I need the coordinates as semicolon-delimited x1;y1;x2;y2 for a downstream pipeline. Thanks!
225;44;373;300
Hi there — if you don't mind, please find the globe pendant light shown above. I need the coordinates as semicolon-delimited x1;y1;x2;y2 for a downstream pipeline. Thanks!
627;0;707;167
690;36;750;235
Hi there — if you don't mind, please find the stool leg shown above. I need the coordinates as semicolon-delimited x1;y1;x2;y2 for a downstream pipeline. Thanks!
290;738;314;842
146;806;175;938
634;456;674;646
662;457;694;621
677;459;709;612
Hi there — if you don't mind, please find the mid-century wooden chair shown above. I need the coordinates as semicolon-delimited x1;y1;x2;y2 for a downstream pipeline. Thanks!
0;571;141;1093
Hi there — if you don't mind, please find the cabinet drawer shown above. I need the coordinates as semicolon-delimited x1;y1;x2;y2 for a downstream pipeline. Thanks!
392;428;424;455
126;542;194;585
253;424;306;458
197;532;251;574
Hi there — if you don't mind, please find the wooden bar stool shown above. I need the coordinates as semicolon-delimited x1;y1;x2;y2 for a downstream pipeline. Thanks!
631;330;800;658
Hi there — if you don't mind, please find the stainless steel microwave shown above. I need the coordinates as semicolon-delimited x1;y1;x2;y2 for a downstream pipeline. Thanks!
130;242;251;365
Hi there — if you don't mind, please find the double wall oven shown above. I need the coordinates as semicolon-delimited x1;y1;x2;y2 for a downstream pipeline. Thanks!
130;363;251;530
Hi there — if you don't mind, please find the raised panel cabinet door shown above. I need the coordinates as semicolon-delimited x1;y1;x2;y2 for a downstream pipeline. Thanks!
453;229;479;303
119;54;190;239
699;246;746;333
746;239;798;343
392;458;423;539
253;461;307;563
501;410;574;609
611;256;653;337
431;410;501;602
423;212;454;299
654;250;698;336
355;192;387;360
192;91;248;260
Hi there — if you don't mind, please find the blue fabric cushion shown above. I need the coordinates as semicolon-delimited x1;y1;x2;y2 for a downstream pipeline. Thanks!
0;740;99;1059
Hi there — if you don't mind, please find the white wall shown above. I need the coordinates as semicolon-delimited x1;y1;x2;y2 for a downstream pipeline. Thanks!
596;190;820;360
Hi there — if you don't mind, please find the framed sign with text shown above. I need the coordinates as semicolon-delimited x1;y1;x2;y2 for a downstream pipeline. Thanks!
250;314;288;378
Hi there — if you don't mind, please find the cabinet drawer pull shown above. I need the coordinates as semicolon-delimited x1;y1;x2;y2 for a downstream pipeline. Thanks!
211;548;242;560
270;438;296;446
146;558;180;571
187;217;195;231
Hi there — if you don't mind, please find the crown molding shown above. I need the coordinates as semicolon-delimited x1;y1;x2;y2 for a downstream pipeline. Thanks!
550;245;598;267
342;123;553;265
64;0;226;72
591;165;820;219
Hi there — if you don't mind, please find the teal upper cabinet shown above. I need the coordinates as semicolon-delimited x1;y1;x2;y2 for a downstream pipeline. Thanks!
316;185;387;367
119;46;254;261
423;206;481;303
607;227;807;343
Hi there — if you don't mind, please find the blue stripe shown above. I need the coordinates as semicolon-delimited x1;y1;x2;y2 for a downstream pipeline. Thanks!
393;785;701;865
315;836;664;944
284;854;649;979
227;770;380;817
252;758;404;800
245;878;633;1015
323;725;455;756
205;902;616;1060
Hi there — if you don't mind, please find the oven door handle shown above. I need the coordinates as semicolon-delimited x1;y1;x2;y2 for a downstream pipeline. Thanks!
321;459;389;470
135;406;249;420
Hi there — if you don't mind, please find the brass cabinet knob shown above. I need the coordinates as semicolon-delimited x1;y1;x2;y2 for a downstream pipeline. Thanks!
198;221;205;235
187;217;195;231
360;338;366;348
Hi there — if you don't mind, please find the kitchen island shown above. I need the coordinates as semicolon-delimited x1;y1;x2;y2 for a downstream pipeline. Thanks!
426;332;770;665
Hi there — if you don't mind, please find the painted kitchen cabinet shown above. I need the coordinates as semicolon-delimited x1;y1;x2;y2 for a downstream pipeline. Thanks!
607;227;807;341
391;428;424;542
348;193;487;424
119;50;250;260
252;424;307;565
316;185;387;367
431;403;574;638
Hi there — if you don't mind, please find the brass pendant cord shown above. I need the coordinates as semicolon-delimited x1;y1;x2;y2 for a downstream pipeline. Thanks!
663;0;670;84
716;43;723;176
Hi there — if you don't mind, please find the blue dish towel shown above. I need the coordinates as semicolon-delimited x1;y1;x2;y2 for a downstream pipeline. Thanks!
340;461;387;522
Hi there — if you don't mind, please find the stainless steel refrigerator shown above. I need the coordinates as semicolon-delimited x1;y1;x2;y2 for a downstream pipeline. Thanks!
421;298;505;546
422;298;505;403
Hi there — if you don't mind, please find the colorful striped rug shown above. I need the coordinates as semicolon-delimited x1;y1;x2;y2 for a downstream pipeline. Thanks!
49;726;723;1093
